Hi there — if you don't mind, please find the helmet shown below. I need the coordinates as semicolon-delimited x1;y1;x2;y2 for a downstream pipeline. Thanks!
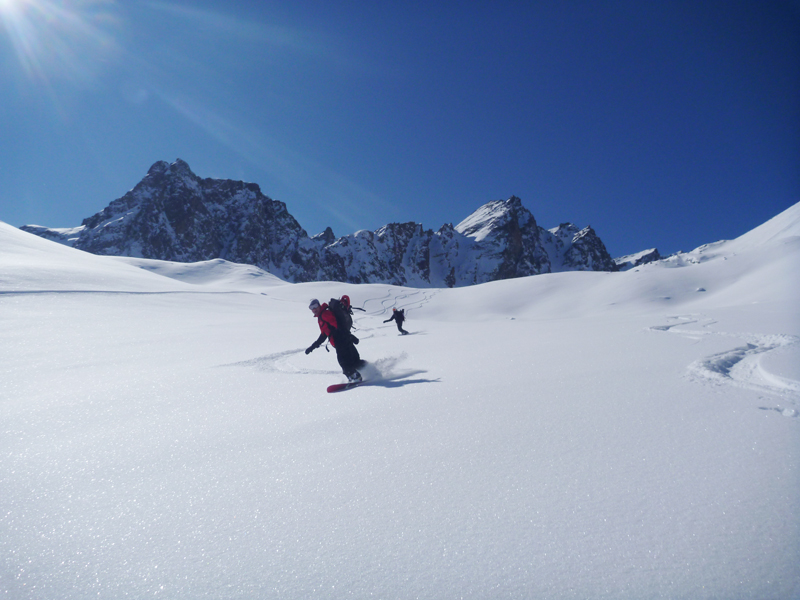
392;308;397;312
309;299;321;311
341;294;350;308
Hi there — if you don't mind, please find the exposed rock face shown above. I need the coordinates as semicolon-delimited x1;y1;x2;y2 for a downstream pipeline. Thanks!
39;159;322;282
453;197;552;283
544;223;618;272
20;159;619;286
614;248;662;271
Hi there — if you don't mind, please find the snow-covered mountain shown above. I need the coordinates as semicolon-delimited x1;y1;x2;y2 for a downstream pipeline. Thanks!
22;160;323;283
1;201;799;599
614;247;662;270
20;159;616;286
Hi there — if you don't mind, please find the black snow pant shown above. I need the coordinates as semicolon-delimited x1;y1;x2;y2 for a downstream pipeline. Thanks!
334;334;361;376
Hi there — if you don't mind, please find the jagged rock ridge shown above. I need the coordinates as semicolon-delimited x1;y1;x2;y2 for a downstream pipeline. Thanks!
614;248;662;271
21;159;618;287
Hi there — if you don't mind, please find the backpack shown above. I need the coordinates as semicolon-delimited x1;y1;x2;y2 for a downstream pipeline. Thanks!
328;297;353;332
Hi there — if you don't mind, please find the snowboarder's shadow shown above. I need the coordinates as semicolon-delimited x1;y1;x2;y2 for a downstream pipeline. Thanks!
372;369;439;388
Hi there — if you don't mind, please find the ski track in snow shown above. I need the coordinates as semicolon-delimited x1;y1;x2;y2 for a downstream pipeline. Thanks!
222;286;436;383
222;349;436;389
361;287;440;317
221;349;339;375
649;315;800;416
349;288;433;337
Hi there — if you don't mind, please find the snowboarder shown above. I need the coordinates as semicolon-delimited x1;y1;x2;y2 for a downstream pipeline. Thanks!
305;298;363;382
384;307;409;335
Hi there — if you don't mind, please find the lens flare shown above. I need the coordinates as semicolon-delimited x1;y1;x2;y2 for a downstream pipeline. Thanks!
0;0;121;87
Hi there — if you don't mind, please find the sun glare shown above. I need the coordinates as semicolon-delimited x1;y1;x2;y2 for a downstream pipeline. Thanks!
0;0;121;88
0;0;25;17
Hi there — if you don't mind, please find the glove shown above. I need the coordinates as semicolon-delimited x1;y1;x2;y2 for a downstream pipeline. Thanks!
351;334;359;345
305;345;315;355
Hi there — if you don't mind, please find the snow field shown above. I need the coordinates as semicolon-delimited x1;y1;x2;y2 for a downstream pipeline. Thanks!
1;207;799;599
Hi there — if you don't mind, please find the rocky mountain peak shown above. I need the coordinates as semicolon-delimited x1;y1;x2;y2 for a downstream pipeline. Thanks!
614;248;662;270
561;225;617;271
455;196;533;241
143;159;195;182
550;223;580;239
312;227;337;246
21;161;619;286
146;160;170;176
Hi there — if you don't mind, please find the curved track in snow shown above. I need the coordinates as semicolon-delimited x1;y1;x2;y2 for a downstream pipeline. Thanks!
650;315;800;416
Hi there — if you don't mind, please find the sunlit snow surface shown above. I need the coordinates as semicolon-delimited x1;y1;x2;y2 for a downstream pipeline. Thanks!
2;204;799;599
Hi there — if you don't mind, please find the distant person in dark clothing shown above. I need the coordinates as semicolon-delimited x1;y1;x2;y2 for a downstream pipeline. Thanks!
384;308;409;335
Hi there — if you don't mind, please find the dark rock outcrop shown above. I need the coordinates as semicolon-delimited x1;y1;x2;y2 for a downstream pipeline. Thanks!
21;159;619;286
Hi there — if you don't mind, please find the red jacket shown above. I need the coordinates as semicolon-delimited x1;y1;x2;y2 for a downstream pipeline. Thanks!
316;304;339;347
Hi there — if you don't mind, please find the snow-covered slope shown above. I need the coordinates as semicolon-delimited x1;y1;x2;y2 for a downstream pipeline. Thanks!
112;256;286;290
1;202;798;599
0;221;196;293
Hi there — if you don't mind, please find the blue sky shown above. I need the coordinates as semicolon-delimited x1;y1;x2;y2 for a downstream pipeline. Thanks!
1;0;798;258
